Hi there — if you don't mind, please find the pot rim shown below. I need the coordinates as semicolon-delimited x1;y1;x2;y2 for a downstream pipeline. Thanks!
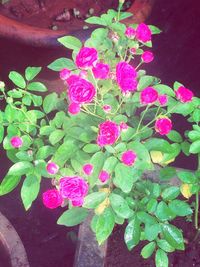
0;0;155;47
0;211;30;267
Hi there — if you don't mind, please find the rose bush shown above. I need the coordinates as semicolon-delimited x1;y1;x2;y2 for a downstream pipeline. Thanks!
0;2;200;267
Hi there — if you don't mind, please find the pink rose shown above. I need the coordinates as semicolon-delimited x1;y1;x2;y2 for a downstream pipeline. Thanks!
175;86;194;103
125;27;136;38
136;23;152;43
97;121;120;147
68;102;81;115
76;47;98;69
67;75;96;104
10;136;23;148
92;63;110;79
141;51;154;63
158;95;168;106
42;189;63;209
59;176;88;202
99;170;110;183
46;162;59;175
120;122;128;131
155;117;172;135
140;87;158;104
121;150;137;166
116;61;138;93
82;163;93;176
72;198;84;207
103;105;112;113
59;68;71;80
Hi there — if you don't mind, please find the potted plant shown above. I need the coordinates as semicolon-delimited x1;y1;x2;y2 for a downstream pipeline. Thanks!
0;1;200;266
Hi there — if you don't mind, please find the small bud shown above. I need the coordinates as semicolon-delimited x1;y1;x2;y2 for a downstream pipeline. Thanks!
10;136;23;148
46;162;59;175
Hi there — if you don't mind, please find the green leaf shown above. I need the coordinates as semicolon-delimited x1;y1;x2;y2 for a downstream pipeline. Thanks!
167;130;182;143
146;199;158;213
157;239;175;253
193;109;200;123
16;151;33;162
43;93;58;113
162;224;184;250
48;58;76;71
138;75;156;90
149;25;162;34
145;224;161;241
103;156;118;173
189;140;200;154
83;144;100;153
188;130;200;141
85;16;107;26
36;146;55;160
169;200;192;216
21;174;40;210
114;163;140;193
83;192;107;209
109;193;133;219
49;130;65;145
25;67;42;81
137;211;157;225
89;152;105;187
53;140;78;167
95;207;115;245
40;125;55;135
161;186;180;201
124;217;141;250
155;201;175;221
57;207;88;226
159;167;176;180
154;84;175;97
0;125;4;143
144;138;172;153
177;171;197;183
141;242;156;259
8;162;33;176
9;71;26;88
27;82;47;92
58;36;82;51
0;175;21;196
155;249;168;267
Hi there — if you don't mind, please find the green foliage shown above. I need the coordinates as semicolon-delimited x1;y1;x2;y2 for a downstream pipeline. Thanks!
57;208;89;226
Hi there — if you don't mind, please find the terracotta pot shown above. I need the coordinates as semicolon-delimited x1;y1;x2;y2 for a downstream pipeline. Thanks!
0;0;155;47
0;212;29;267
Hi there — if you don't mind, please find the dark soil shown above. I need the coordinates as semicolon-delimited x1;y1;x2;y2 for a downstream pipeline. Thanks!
105;217;200;267
0;0;120;30
0;241;11;267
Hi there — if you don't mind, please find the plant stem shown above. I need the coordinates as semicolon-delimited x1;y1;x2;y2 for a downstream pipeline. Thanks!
136;104;150;133
195;154;200;229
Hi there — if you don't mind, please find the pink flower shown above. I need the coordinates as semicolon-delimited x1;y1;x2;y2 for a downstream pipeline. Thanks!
121;150;137;166
72;198;84;207
79;70;88;79
141;51;154;63
10;136;23;148
97;121;120;147
46;162;59;175
68;102;81;115
92;63;110;79
103;105;112;113
130;48;137;54
82;163;93;176
59;68;71;80
99;170;110;183
120;122;128;131
175;86;194;103
140;87;158;104
136;23;152;43
158;95;168;106
116;61;138;93
155;117;172;135
67;75;96;104
76;47;98;69
42;189;63;209
125;27;136;38
59;176;88;201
